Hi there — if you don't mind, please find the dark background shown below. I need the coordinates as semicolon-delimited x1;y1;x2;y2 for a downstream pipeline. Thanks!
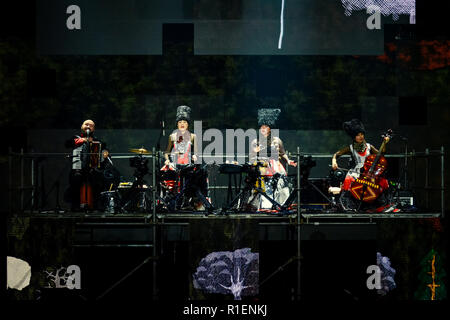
2;1;449;213
1;0;448;306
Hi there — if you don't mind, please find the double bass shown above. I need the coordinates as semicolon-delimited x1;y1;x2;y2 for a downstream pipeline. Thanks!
349;129;393;203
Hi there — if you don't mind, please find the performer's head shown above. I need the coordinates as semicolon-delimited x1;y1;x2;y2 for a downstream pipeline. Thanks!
354;132;365;143
176;105;191;132
177;120;189;132
259;124;271;137
343;119;366;142
81;119;95;134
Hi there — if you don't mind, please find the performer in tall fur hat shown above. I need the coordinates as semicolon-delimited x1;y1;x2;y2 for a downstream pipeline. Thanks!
162;105;210;211
332;119;388;187
331;119;393;211
249;108;297;210
164;105;198;166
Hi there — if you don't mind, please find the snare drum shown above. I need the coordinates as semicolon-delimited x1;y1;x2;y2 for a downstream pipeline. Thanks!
160;165;179;193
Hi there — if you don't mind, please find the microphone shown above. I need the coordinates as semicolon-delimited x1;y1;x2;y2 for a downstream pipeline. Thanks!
86;129;90;137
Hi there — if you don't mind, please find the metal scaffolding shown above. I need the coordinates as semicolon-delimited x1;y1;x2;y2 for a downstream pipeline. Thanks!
6;146;446;301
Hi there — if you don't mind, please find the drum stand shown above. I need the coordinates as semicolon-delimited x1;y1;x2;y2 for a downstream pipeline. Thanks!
304;179;340;212
225;172;242;205
280;175;343;213
220;181;256;214
221;170;289;215
168;166;214;214
120;176;152;214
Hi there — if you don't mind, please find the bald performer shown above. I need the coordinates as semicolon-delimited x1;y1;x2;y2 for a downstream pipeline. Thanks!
65;119;109;211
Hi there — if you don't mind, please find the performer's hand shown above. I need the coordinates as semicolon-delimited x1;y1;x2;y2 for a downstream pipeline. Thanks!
164;159;170;166
192;155;198;162
288;160;297;167
253;145;261;153
83;137;93;143
384;136;390;143
102;150;109;159
332;159;338;170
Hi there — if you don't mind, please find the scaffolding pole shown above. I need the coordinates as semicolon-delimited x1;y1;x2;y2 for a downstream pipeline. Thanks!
152;148;158;300
296;146;301;300
441;146;445;218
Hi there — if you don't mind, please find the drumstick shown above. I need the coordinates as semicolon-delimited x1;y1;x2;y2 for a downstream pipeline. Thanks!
109;183;113;191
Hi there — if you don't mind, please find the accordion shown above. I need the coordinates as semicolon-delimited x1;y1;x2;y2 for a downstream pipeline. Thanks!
81;141;102;169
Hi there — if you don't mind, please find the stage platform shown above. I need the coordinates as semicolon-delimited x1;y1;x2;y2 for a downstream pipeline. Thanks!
6;209;445;301
13;210;442;222
9;209;443;244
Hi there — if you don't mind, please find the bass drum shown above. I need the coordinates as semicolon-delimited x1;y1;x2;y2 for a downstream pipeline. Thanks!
339;186;392;212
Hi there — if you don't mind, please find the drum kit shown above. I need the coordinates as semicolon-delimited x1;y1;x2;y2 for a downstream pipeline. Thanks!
219;160;296;214
98;148;295;214
98;147;213;214
98;147;153;214
160;163;212;213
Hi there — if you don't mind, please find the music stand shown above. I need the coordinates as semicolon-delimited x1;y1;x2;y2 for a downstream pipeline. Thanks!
218;163;243;206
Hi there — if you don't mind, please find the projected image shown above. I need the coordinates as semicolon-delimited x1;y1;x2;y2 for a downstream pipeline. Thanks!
341;0;416;23
36;0;419;54
376;252;397;295
193;248;259;300
415;249;447;300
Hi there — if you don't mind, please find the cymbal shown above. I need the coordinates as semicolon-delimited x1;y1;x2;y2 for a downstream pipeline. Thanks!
129;148;150;154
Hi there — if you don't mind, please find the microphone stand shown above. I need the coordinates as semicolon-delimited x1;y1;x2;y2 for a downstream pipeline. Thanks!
402;136;408;190
391;134;409;191
156;116;165;151
83;131;90;213
392;135;410;208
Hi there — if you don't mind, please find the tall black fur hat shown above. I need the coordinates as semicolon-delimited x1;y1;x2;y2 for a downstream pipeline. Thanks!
258;108;281;127
176;105;191;124
343;119;366;138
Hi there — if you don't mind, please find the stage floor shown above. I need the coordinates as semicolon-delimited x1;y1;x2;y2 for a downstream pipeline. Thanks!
12;210;443;224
